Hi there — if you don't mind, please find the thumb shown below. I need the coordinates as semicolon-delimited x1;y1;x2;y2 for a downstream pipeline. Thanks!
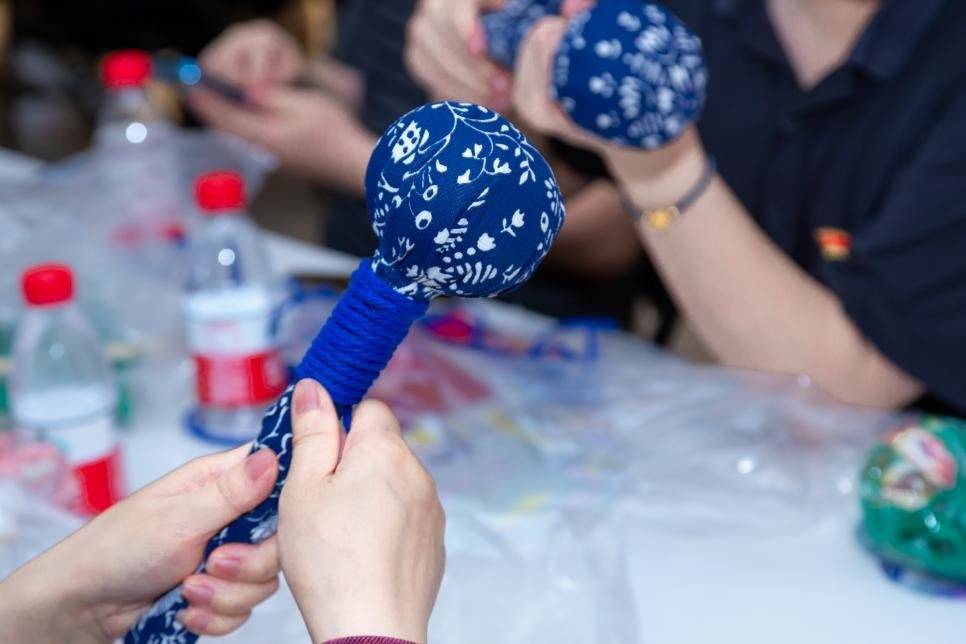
192;448;279;534
562;0;594;19
287;379;343;484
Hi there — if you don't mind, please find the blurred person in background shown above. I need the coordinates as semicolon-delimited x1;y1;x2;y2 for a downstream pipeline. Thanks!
191;0;668;329
408;0;966;416
0;0;297;158
0;379;445;643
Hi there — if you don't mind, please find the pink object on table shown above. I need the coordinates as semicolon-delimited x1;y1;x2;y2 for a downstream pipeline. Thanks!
0;433;79;511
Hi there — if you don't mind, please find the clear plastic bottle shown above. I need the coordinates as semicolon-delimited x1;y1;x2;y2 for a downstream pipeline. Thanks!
96;50;184;280
184;171;287;443
9;264;123;515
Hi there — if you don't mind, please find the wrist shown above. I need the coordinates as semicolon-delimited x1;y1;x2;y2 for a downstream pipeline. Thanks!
605;126;708;210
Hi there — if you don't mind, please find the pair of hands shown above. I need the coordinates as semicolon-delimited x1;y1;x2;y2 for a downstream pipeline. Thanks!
0;379;444;643
190;21;373;193
406;0;704;207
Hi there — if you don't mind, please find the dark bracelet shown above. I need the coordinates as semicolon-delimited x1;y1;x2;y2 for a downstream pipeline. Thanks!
621;155;717;231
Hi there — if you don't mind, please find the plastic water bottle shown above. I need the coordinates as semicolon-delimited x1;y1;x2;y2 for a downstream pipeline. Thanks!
184;171;287;443
96;50;184;279
8;264;123;515
96;49;168;150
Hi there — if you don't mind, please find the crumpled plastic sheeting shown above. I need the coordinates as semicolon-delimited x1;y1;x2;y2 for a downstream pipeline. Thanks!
0;129;276;359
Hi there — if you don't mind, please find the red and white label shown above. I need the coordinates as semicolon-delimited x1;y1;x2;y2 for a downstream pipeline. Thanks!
195;351;287;407
38;413;124;515
185;287;287;408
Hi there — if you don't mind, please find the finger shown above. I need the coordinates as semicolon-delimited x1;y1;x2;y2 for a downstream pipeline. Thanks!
407;25;491;104
177;607;250;637
288;379;343;481
513;17;568;127
468;0;510;56
188;89;273;140
422;3;505;98
343;398;403;453
207;536;279;584
182;575;279;616
191;447;278;532
562;0;595;18
248;86;312;114
247;38;276;85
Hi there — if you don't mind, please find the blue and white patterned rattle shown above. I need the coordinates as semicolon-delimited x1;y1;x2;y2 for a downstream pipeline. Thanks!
482;0;564;69
125;101;564;643
484;0;707;149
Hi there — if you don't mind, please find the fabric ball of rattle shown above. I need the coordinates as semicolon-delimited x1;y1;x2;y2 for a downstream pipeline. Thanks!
125;101;564;644
483;0;564;69
553;0;707;148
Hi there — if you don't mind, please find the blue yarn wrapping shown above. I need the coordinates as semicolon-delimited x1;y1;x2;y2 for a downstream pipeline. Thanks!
125;261;428;644
552;1;707;148
482;0;563;68
295;260;430;414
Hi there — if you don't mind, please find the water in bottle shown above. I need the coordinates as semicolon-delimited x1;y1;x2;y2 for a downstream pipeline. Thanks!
96;49;184;280
184;171;287;443
9;264;123;515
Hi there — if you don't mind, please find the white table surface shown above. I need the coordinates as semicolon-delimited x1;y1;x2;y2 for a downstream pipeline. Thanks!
0;140;957;642
115;234;964;644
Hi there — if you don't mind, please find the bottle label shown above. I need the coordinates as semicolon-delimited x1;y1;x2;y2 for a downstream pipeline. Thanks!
40;413;123;515
194;351;288;407
186;290;287;408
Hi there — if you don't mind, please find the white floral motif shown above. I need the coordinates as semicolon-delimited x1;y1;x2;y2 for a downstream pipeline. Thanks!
554;1;706;150
369;102;564;300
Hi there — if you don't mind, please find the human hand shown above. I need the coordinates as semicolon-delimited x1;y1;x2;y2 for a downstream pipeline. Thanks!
513;13;706;208
405;0;513;110
279;379;446;644
0;446;281;643
200;18;304;89
189;86;376;194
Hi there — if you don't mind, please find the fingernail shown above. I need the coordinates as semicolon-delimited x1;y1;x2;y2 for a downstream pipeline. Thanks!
183;580;214;607
293;379;322;415
210;555;242;579
180;609;209;631
245;448;274;482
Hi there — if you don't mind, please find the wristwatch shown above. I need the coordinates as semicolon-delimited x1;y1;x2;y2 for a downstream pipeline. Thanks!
622;156;717;231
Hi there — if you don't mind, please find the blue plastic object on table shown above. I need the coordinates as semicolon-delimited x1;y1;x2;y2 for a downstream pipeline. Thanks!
484;0;707;149
124;101;564;643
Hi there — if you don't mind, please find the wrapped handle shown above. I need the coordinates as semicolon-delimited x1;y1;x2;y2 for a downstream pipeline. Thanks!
125;260;428;644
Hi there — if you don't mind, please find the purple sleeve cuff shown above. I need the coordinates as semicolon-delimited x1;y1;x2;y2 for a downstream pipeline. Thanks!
323;638;417;644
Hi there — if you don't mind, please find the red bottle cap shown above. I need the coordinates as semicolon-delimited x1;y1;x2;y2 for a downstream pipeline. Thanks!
195;171;246;214
101;50;152;88
22;263;74;306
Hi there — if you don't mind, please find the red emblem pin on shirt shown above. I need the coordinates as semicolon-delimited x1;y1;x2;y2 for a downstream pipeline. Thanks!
814;227;852;261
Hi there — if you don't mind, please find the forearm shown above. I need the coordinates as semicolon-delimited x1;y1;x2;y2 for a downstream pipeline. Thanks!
304;121;377;197
545;178;643;279
612;133;922;407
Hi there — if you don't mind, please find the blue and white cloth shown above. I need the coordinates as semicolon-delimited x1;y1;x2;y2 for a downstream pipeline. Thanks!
365;101;565;300
483;0;564;68
553;0;707;148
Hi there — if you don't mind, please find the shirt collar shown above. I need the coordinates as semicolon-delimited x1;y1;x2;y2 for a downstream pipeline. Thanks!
850;0;946;80
714;0;948;82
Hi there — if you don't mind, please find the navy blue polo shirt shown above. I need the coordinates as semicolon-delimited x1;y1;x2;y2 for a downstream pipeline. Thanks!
658;0;966;414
